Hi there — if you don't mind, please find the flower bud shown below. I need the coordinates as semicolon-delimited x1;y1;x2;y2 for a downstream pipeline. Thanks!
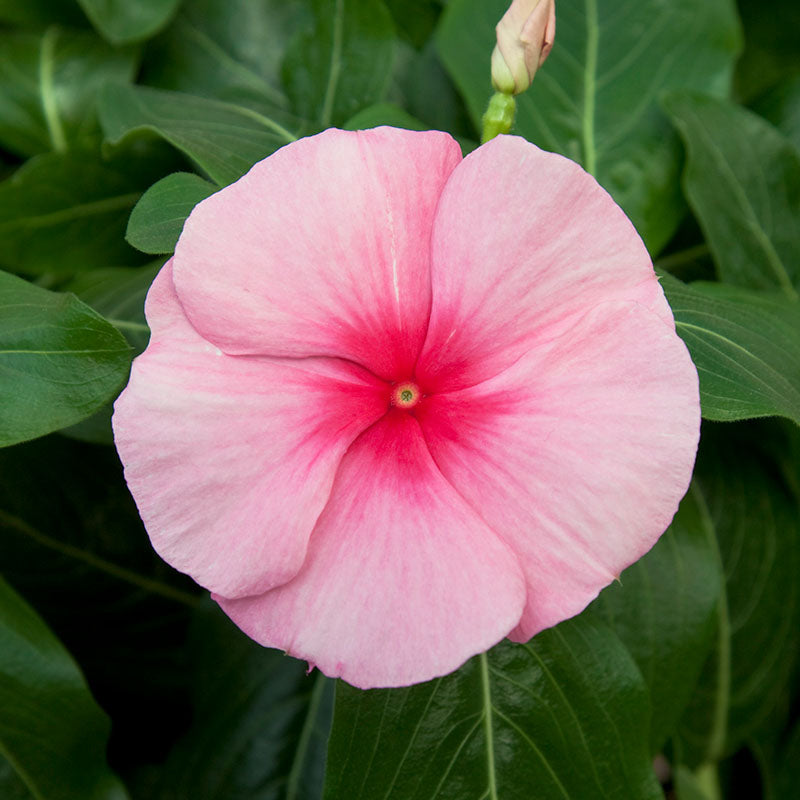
491;0;556;95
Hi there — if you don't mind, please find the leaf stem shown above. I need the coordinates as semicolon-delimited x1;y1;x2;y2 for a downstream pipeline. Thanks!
479;652;499;800
320;0;344;127
582;0;599;175
691;482;730;761
286;674;328;800
0;509;200;608
40;26;67;153
654;244;711;273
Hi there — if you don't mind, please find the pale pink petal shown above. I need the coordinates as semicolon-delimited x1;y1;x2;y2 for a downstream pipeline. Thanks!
416;135;672;391
112;262;389;599
173;127;463;380
416;301;700;641
216;411;527;689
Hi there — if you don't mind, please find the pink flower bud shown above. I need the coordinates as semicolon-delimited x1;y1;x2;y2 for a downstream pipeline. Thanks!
491;0;556;95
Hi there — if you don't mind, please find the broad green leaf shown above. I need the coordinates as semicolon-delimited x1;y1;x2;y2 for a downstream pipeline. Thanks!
774;720;800;800
437;0;742;253
282;0;396;127
0;27;137;158
0;149;170;276
660;274;800;425
0;575;128;800
0;435;199;760
145;601;332;800
588;488;723;753
677;426;800;764
664;92;800;298
324;617;662;800
752;74;800;153
385;0;439;49
76;0;181;45
98;84;298;187
0;270;131;447
142;0;305;113
126;173;216;254
62;263;159;444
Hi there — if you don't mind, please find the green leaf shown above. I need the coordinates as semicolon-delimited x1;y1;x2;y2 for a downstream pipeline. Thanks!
324;617;662;800
733;0;800;102
0;575;128;800
752;74;800;153
588;488;723;753
437;0;742;253
774;719;800;800
677;425;800;764
76;0;181;45
98;84;299;187
126;173;216;255
0;27;137;158
0;0;86;27
0;149;171;276
282;0;396;128
146;601;332;800
664;92;800;299
0;435;199;764
141;0;305;113
660;274;800;425
0;270;131;447
61;263;159;444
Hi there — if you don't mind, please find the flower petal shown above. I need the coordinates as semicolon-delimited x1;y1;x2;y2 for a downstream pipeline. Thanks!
112;262;388;599
416;301;700;641
173;127;463;380
216;411;526;689
417;135;672;391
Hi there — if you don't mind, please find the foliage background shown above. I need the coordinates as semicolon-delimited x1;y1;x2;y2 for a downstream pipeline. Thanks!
1;0;799;798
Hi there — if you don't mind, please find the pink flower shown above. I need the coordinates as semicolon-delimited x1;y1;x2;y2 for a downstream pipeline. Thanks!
113;128;700;689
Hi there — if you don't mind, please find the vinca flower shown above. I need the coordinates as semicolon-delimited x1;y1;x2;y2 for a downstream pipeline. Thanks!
113;127;700;689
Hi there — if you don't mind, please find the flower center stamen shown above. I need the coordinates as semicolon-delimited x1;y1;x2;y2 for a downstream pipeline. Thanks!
391;381;421;409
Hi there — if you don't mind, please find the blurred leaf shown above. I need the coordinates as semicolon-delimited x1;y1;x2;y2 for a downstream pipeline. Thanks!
0;270;131;447
62;263;159;444
0;27;137;158
324;617;662;800
437;0;742;254
0;753;35;799
126;172;216;255
344;102;427;131
0;435;199;768
98;84;299;186
733;0;800;102
385;0;439;49
146;601;332;800
660;274;800;424
678;425;800;764
76;0;181;45
774;719;800;800
142;0;306;113
588;488;723;753
0;149;170;276
674;765;715;800
752;74;800;152
664;92;800;298
0;575;128;800
0;0;85;27
282;0;396;127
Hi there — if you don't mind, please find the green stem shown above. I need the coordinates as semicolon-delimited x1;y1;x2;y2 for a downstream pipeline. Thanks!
481;92;516;143
694;762;722;800
40;26;67;153
0;509;200;608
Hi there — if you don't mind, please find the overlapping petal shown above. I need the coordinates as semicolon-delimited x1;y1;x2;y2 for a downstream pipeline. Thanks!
416;300;700;640
112;262;388;599
216;411;527;689
417;135;672;391
173;127;463;380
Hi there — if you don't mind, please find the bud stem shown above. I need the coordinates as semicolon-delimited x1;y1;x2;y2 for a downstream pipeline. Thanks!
481;92;516;143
